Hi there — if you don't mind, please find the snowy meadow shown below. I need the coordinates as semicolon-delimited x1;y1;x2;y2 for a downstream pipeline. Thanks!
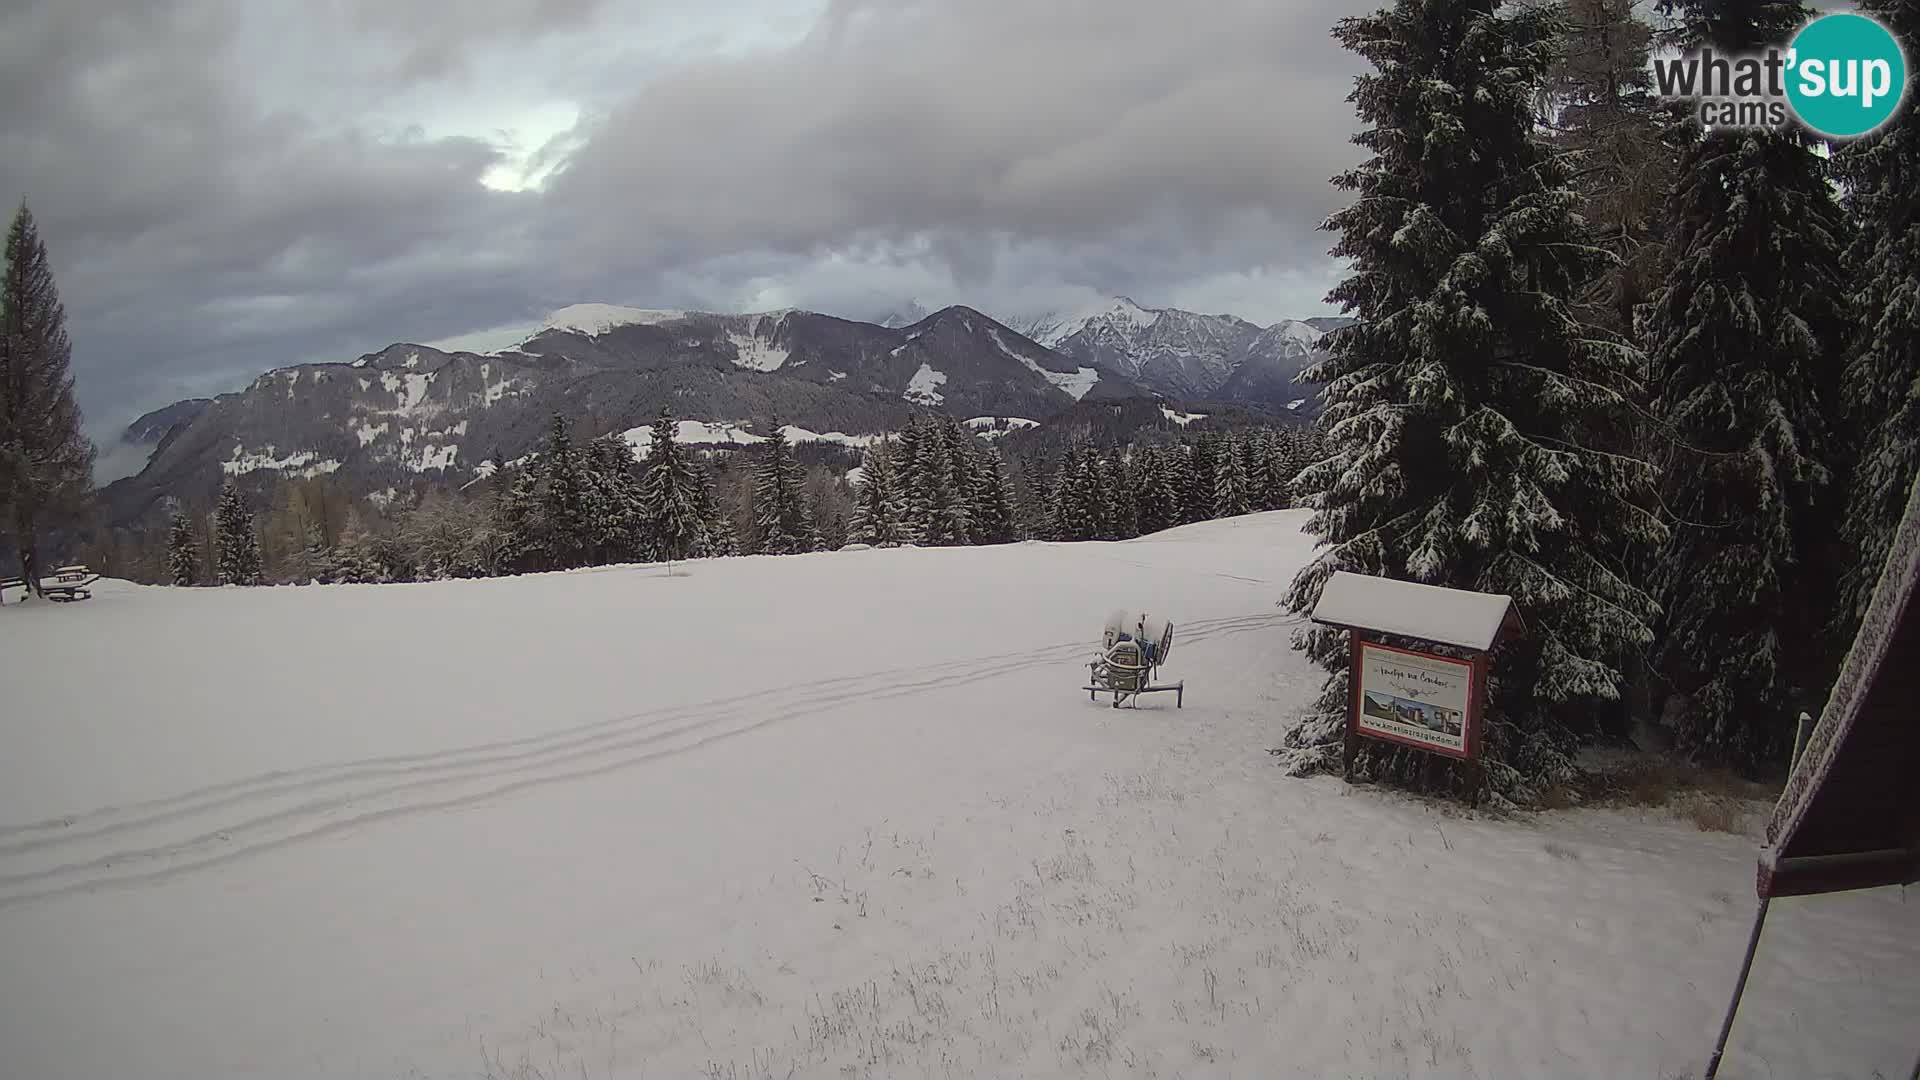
1;512;1914;1079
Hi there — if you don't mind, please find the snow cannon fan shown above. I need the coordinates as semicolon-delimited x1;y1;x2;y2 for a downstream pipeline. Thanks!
1087;610;1183;709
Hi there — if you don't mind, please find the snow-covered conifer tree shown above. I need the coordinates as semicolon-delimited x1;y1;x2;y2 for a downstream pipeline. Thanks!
1643;0;1856;769
1213;433;1252;517
891;418;928;543
1134;446;1181;535
493;468;543;573
907;421;960;545
1831;0;1920;638
1047;446;1100;542
934;420;975;545
751;421;813;554
586;433;646;564
1099;451;1135;539
638;410;707;562
1183;436;1217;523
1543;0;1683;336
214;481;262;585
1161;443;1198;523
849;437;907;546
539;415;594;569
969;444;1016;545
167;510;198;586
1;204;94;593
690;457;736;557
1280;0;1666;803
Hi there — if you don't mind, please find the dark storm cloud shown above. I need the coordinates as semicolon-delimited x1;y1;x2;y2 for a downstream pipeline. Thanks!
329;0;611;78
0;0;1376;478
543;0;1370;275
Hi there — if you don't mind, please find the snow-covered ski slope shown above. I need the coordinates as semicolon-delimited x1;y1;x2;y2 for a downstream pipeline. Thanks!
1;512;1913;1080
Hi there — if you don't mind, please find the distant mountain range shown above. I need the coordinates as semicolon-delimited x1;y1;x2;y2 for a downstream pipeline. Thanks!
103;299;1350;528
1038;297;1340;412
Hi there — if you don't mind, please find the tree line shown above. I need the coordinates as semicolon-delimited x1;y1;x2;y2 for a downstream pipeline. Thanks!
162;409;1321;586
1272;0;1920;804
1037;428;1323;543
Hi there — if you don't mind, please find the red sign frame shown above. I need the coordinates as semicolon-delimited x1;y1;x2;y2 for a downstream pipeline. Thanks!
1346;633;1487;762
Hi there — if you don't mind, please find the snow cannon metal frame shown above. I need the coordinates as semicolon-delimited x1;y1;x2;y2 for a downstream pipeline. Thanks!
1084;610;1184;709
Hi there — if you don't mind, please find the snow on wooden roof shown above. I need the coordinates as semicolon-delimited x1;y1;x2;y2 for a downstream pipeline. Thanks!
1759;471;1920;899
1309;571;1521;652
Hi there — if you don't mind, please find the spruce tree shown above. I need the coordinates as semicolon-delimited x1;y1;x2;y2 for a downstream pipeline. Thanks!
1184;435;1218;522
1214;433;1252;517
1275;430;1315;506
1237;434;1266;509
282;519;327;584
969;445;1017;545
214;481;262;585
1162;443;1199;524
540;415;595;568
934;420;975;545
1541;0;1684;336
752;421;813;554
907;421;960;545
322;509;389;583
892;418;929;544
0;204;94;593
1280;0;1666;803
493;467;544;573
1100;451;1135;539
167;510;199;586
586;433;647;563
689;456;737;556
1831;0;1920;636
1048;446;1099;541
638;411;707;562
849;437;907;546
1134;446;1182;535
1643;0;1856;770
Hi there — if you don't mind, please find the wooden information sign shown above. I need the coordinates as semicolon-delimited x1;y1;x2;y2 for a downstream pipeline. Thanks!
1309;571;1522;787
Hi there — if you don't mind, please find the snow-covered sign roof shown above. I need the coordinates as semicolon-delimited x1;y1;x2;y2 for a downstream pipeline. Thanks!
1760;471;1920;899
1309;571;1521;652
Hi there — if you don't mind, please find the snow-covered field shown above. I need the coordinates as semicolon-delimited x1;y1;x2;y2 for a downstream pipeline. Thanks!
1;512;1914;1080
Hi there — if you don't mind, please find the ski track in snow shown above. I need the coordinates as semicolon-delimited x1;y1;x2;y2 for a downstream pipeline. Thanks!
0;613;1289;909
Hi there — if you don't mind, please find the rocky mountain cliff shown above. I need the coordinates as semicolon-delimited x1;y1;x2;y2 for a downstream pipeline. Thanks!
1040;297;1348;414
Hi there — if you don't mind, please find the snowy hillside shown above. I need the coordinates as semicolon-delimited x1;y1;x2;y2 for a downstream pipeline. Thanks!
1;513;1914;1080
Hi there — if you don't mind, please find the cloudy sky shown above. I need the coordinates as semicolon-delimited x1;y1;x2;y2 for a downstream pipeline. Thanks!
4;0;1383;473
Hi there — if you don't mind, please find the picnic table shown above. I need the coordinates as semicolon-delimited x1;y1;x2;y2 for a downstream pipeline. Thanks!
0;565;100;603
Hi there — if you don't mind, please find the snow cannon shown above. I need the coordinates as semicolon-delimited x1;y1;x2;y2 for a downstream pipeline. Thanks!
1088;610;1183;709
1102;610;1175;666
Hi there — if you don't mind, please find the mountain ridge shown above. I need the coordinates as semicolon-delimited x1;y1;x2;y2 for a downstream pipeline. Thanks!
103;298;1344;529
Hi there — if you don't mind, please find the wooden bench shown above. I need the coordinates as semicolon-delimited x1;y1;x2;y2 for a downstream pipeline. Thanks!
0;565;100;603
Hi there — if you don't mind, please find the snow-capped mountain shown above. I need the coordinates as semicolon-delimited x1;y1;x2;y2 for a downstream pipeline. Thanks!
100;304;1139;528
1040;297;1347;414
876;301;932;329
